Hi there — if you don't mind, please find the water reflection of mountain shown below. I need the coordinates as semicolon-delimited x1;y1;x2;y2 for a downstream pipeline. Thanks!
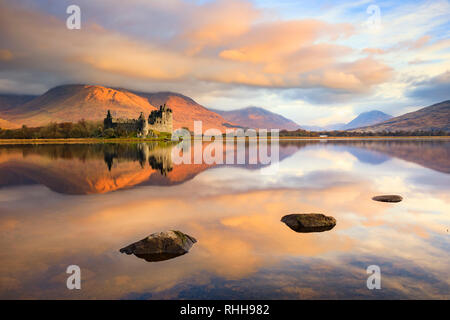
329;140;450;173
0;142;298;194
341;147;390;165
0;143;175;194
0;139;448;194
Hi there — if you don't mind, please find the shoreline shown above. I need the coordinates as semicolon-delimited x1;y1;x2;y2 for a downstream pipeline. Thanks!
0;136;449;145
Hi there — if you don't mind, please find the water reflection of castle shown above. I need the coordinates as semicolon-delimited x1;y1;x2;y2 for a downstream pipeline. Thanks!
103;143;173;175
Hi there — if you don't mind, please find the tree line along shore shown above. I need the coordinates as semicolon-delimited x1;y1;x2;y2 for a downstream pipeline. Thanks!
0;119;448;140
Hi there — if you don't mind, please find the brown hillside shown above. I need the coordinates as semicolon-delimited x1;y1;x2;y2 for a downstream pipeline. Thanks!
5;85;157;127
0;118;19;129
354;100;450;132
0;94;37;113
212;106;300;130
2;85;236;131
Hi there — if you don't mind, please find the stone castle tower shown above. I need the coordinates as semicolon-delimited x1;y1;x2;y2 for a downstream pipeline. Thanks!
137;112;149;137
104;104;173;137
148;104;173;133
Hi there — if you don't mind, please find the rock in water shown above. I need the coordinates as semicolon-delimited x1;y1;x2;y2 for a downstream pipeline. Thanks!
281;213;336;233
120;230;197;262
372;195;402;203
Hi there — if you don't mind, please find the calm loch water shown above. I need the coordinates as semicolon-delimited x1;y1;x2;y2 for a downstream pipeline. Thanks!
0;139;449;299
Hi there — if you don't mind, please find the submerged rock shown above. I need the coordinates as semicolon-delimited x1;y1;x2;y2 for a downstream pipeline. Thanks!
372;195;403;203
120;230;197;262
281;213;336;233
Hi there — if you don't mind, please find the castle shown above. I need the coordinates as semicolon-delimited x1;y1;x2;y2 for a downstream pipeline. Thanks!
103;104;173;137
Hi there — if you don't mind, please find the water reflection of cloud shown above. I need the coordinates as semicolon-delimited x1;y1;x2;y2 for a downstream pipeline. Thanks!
408;173;450;191
0;180;448;298
127;253;449;299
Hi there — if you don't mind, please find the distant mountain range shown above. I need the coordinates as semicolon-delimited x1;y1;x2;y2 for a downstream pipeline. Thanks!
343;110;392;130
216;107;393;132
0;84;448;133
210;106;301;130
0;94;37;113
302;110;392;131
353;100;450;132
0;94;38;129
210;103;449;133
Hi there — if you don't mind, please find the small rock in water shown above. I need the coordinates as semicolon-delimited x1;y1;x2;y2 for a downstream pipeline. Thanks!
372;195;403;203
120;230;197;262
281;213;336;233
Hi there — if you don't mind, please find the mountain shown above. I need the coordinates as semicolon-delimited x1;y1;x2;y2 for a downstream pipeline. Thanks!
0;118;18;129
0;85;236;131
0;94;37;128
1;85;157;126
0;94;37;113
355;100;450;132
211;106;301;130
303;111;391;131
343;110;392;130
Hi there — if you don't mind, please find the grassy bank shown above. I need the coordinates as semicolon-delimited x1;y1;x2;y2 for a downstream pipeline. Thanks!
0;138;172;145
0;136;449;145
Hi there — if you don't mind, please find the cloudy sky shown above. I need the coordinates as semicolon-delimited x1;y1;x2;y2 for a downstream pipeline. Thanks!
0;0;449;126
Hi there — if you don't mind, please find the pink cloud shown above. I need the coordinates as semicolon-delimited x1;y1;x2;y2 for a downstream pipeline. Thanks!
0;0;392;93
